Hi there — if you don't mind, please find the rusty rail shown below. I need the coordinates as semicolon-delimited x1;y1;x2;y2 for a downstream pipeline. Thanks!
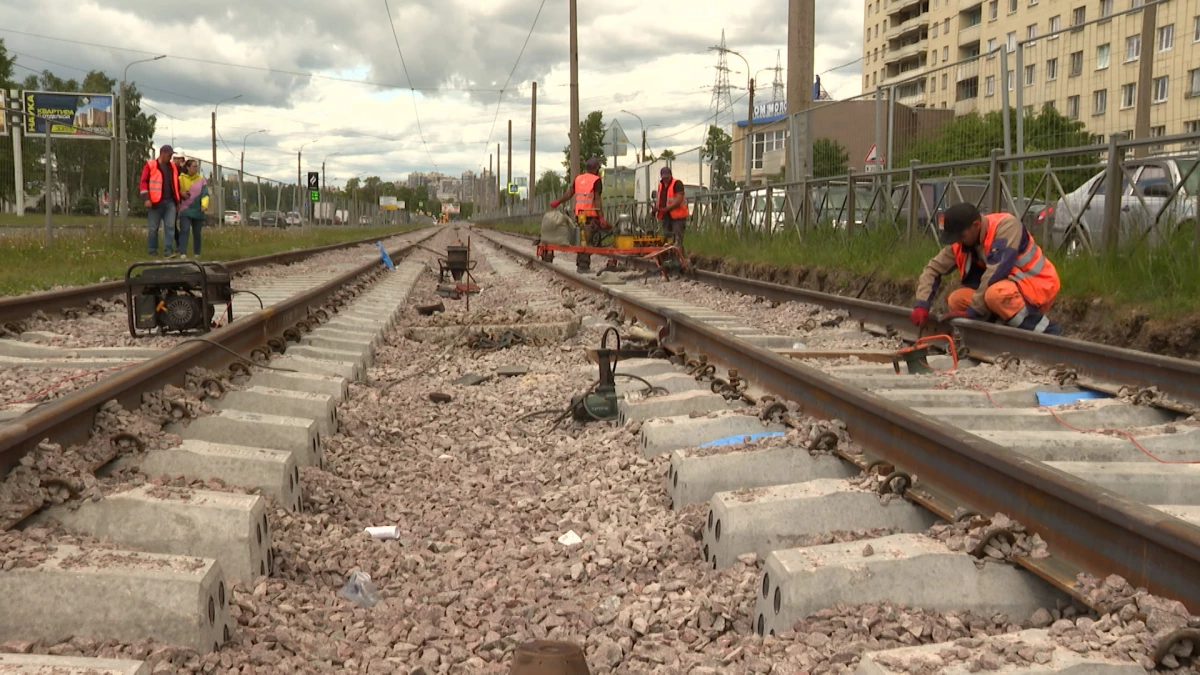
0;228;441;477
478;228;1200;614
0;228;425;326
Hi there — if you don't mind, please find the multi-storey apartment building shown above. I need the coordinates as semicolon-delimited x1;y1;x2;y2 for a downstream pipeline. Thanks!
862;0;1200;142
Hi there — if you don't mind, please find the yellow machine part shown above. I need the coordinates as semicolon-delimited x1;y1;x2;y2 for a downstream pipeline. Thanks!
614;234;666;249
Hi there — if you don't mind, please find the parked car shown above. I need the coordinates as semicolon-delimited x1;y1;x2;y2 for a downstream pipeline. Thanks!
1050;157;1199;254
260;210;283;227
286;212;301;226
247;211;261;226
223;210;241;226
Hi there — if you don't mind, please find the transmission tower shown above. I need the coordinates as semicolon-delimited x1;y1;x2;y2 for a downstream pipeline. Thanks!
771;50;785;102
708;30;734;133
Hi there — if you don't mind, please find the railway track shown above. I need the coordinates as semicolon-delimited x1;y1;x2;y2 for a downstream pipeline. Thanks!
476;227;1200;672
0;222;1196;673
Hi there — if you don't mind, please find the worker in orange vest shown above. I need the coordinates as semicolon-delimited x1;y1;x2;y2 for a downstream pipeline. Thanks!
551;157;609;272
911;202;1062;335
138;144;183;258
656;166;689;255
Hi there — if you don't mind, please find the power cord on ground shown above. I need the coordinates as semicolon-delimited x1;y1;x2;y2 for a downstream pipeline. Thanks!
176;338;300;373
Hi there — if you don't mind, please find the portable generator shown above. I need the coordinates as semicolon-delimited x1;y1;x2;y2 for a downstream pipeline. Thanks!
125;261;235;338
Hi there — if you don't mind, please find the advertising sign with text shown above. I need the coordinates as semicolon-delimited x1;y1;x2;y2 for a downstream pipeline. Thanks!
23;91;115;138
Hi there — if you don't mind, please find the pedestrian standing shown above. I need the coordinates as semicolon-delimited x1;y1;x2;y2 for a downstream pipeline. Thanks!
177;159;209;259
656;166;688;256
550;157;609;272
139;145;182;258
173;154;188;251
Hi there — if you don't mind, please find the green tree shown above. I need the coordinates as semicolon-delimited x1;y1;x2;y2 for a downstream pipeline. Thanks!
660;149;677;161
813;138;850;178
562;110;607;174
701;125;735;190
535;169;565;198
896;105;1097;192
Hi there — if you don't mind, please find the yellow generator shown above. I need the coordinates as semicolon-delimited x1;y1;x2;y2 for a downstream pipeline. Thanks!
613;233;665;249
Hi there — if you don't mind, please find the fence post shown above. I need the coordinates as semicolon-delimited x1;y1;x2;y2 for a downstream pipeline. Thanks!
44;127;52;246
907;159;919;241
989;149;1003;215
1103;134;1123;253
802;174;814;232
999;45;1012;159
845;168;856;230
107;136;117;234
1015;43;1026;210
765;186;774;234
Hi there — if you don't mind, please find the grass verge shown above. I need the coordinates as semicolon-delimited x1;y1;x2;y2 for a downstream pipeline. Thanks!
476;218;1200;320
0;225;415;296
0;214;145;228
686;225;1200;320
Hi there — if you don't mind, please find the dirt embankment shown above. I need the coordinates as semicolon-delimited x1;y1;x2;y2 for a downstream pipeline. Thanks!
690;253;1200;360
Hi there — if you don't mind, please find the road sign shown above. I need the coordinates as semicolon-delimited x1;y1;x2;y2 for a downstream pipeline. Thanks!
864;144;884;164
309;189;319;202
602;120;630;157
232;190;239;200
864;163;881;173
307;172;319;190
507;183;519;194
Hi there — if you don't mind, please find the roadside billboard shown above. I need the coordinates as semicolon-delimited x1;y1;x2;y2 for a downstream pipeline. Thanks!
441;203;460;215
23;91;115;138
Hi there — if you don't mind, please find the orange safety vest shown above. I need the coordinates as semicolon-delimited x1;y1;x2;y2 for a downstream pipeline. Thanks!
573;173;601;216
145;159;180;204
659;179;689;219
953;213;1059;306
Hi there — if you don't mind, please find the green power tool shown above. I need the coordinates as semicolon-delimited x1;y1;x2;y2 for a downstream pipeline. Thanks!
572;328;621;422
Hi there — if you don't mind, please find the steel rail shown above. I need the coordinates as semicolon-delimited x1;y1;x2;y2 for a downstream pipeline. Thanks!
473;229;1200;410
0;227;442;478
478;228;1200;614
0;228;425;326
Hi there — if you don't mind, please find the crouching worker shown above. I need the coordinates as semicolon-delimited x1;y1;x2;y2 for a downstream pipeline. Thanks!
910;202;1062;335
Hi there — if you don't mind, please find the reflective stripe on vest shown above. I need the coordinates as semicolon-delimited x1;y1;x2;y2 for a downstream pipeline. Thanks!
980;212;1057;298
661;179;689;219
145;160;178;204
574;173;600;215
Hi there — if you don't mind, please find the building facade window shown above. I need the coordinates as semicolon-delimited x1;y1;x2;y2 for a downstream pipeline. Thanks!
1047;57;1058;80
1067;95;1081;118
1093;89;1107;114
1121;83;1136;108
1153;75;1169;102
1025;64;1036;85
1070;51;1084;76
1189;68;1200;97
1072;7;1087;26
1049;15;1061;33
990;0;999;20
1158;24;1174;51
943;46;949;60
1009;0;1018;12
1100;0;1113;18
1027;24;1038;42
1096;43;1111;69
1007;31;1017;50
1008;70;1015;90
986;75;996;95
1126;35;1140;61
752;130;786;170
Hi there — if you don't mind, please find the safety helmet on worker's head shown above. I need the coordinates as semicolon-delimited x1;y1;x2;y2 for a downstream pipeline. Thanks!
585;157;601;172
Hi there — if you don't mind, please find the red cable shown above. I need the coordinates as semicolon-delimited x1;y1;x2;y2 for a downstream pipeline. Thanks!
959;383;1200;465
2;364;137;407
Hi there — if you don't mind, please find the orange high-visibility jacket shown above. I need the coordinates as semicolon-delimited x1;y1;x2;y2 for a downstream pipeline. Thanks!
658;178;689;219
140;159;180;205
960;212;1059;307
573;173;601;216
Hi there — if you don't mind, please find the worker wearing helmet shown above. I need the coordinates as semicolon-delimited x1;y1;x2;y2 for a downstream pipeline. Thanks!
911;202;1062;335
551;157;609;272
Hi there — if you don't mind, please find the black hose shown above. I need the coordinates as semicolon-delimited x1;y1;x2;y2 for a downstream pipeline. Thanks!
176;338;299;372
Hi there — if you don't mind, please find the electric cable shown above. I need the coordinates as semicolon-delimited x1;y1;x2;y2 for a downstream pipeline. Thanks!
176;337;299;372
382;0;437;171
478;0;548;169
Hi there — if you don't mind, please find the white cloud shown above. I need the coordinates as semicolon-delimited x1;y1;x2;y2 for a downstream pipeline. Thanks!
1;0;864;186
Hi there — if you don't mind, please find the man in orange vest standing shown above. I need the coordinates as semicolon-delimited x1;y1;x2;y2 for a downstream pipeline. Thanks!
656;166;688;255
551;157;609;272
911;202;1062;335
138;144;183;258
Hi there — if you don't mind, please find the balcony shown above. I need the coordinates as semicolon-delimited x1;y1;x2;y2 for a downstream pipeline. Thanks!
958;0;982;9
887;62;930;82
887;13;929;40
898;89;928;107
888;0;924;18
884;40;926;65
956;60;980;82
955;97;979;115
958;23;981;45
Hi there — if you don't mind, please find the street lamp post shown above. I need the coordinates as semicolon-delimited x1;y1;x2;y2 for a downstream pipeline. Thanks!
239;129;267;225
620;110;646;162
119;55;166;219
711;47;754;187
322;152;341;221
212;95;242;222
297;142;317;223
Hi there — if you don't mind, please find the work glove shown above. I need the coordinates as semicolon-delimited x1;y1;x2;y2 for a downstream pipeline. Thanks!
550;200;562;209
909;306;929;327
657;208;666;219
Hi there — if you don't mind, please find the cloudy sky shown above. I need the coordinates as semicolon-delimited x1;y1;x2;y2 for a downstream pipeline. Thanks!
1;0;863;187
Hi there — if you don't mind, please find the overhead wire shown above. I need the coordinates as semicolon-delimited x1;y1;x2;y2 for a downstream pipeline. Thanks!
381;0;437;172
478;0;548;168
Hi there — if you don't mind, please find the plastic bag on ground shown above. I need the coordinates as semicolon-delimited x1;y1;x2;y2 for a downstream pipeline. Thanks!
340;570;380;607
